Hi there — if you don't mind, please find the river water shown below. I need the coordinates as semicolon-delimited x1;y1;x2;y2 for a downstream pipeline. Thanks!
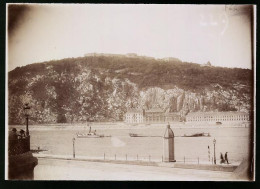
8;123;252;164
10;124;250;164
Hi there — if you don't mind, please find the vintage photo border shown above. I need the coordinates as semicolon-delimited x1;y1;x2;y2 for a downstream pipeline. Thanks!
1;0;259;187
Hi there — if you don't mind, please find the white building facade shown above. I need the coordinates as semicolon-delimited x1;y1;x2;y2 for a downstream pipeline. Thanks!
125;109;144;123
186;111;250;123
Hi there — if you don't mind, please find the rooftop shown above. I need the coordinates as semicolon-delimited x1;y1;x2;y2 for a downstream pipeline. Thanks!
126;109;143;114
146;108;164;113
186;111;249;117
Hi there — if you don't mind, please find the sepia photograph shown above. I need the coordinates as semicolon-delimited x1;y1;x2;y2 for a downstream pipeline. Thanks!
6;4;255;181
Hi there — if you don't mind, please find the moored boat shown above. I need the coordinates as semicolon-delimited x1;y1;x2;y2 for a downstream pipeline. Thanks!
129;133;139;137
183;132;210;137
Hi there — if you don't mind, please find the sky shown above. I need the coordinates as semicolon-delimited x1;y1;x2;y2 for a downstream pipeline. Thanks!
7;4;253;71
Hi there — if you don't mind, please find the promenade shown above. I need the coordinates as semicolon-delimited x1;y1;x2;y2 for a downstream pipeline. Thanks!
33;154;243;181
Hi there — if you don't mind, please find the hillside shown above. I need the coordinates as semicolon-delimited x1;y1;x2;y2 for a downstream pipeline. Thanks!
8;54;253;124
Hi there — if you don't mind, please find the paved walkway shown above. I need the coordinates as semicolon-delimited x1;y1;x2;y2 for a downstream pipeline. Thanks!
34;153;240;164
33;153;239;170
34;157;239;181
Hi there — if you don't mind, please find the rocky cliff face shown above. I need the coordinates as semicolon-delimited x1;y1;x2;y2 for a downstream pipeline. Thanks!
8;55;252;124
136;85;250;115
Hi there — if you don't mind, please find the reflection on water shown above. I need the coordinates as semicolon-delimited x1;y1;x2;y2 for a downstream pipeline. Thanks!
111;137;126;147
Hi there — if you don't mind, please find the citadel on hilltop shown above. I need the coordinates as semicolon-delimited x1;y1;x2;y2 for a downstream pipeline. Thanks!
84;52;183;62
84;52;156;60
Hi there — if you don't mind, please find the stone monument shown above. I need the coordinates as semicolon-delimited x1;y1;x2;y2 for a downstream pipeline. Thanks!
163;123;176;162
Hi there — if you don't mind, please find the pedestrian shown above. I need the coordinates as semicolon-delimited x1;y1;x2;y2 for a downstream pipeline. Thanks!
8;128;18;154
9;128;18;140
19;129;26;139
225;152;229;164
220;153;225;164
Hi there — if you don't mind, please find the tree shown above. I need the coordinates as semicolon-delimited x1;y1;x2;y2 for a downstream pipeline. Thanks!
57;113;67;123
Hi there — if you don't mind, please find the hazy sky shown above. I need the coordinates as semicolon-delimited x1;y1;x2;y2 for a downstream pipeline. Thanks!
7;4;253;71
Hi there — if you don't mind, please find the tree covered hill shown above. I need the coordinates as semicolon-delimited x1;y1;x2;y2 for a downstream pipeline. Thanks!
8;54;253;124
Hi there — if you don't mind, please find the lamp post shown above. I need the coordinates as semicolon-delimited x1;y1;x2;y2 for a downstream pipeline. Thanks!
213;138;216;164
24;103;31;136
72;137;75;158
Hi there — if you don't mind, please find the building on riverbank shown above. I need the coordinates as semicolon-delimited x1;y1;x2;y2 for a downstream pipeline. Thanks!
144;108;165;123
125;109;144;123
165;113;181;122
125;109;249;125
185;111;250;123
125;108;181;124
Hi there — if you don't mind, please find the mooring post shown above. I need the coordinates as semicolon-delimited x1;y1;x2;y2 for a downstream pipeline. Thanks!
104;153;105;160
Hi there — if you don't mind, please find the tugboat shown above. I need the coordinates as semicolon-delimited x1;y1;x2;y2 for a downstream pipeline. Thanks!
76;132;105;138
76;126;108;138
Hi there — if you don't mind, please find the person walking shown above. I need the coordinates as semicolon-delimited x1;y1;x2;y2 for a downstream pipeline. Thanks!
225;152;229;164
220;153;225;164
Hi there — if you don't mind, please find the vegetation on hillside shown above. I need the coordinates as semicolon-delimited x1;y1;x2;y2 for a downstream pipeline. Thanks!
8;55;253;124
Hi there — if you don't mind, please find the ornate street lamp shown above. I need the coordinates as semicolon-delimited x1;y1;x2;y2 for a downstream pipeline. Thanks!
23;103;31;136
213;138;216;164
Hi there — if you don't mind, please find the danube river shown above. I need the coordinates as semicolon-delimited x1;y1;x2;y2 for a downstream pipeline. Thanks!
10;123;252;164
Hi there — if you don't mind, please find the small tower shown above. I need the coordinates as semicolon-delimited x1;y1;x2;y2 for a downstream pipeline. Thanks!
163;123;176;162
